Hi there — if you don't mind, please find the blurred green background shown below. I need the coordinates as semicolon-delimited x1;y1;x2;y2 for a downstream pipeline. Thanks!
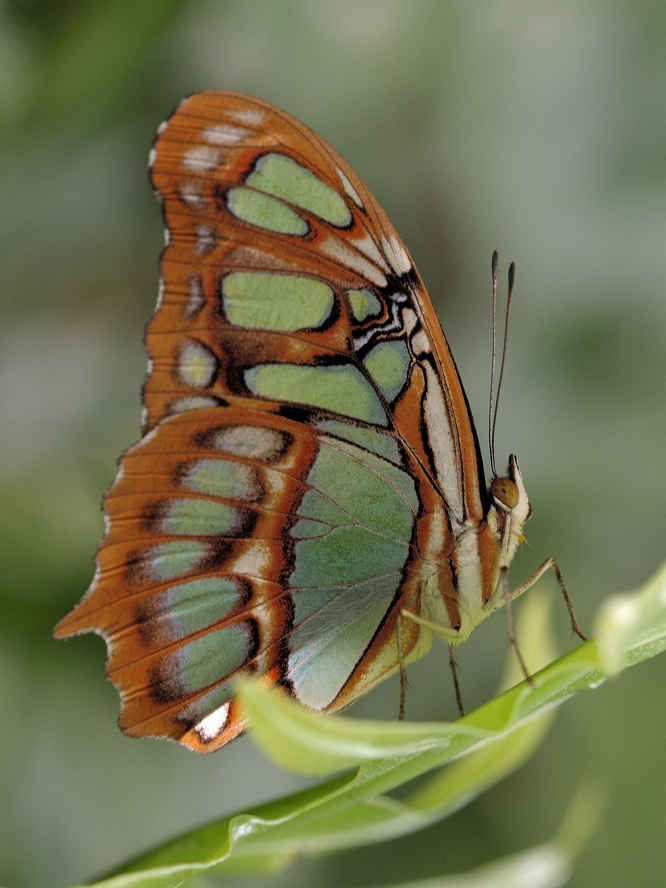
1;1;665;886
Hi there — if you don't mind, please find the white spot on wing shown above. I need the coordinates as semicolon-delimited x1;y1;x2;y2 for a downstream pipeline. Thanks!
382;236;411;275
182;145;221;173
186;275;205;317
401;307;418;335
194;702;230;742
178;180;208;209
231;542;271;578
319;236;387;287
139;424;161;447
411;330;430;355
178;340;217;388
203;123;249;145
157;120;168;135
389;235;412;274
148;147;157;168
382;237;399;274
423;362;463;520
156;276;165;310
195;225;216;253
171;396;218;414
213;425;284;461
263;467;287;498
227;108;266;126
336;167;364;208
351;231;390;270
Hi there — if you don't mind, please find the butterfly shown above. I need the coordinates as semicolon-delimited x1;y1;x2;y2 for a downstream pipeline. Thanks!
54;91;583;752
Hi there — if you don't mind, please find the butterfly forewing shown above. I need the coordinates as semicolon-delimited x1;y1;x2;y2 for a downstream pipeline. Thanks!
145;92;481;519
54;92;496;751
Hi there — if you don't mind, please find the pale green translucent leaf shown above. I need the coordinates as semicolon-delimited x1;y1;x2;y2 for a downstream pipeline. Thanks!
382;846;570;888
594;558;666;674
66;559;665;888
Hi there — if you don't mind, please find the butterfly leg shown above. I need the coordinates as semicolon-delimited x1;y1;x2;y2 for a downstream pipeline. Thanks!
509;558;587;641
399;608;465;717
448;645;465;717
396;612;409;721
501;567;534;686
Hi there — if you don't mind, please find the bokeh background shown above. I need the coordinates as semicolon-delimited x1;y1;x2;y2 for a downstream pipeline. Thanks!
1;2;665;886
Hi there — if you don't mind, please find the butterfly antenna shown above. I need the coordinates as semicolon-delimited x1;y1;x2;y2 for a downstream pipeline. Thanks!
488;250;499;477
491;261;516;467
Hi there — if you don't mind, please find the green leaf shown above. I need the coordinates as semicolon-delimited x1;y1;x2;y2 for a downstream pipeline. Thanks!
66;559;666;888
594;557;666;674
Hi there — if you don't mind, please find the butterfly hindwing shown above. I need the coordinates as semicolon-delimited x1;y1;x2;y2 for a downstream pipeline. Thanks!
58;407;432;750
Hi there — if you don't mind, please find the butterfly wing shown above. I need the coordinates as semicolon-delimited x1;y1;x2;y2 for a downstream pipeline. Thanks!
54;92;487;751
144;92;484;517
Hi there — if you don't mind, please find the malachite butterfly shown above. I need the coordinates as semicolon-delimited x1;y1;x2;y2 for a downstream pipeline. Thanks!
54;92;584;753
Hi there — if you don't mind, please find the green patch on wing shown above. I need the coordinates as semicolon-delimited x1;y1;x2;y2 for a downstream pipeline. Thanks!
363;340;411;402
247;153;351;227
149;540;209;581
245;363;388;425
176;623;249;694
159;577;242;640
162;498;241;536
222;272;334;332
348;288;381;321
183;459;261;501
226;187;308;235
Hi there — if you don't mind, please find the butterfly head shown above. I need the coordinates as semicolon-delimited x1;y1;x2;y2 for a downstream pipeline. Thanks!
488;454;532;566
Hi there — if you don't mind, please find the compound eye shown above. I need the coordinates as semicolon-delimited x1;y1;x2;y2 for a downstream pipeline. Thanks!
490;476;519;509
